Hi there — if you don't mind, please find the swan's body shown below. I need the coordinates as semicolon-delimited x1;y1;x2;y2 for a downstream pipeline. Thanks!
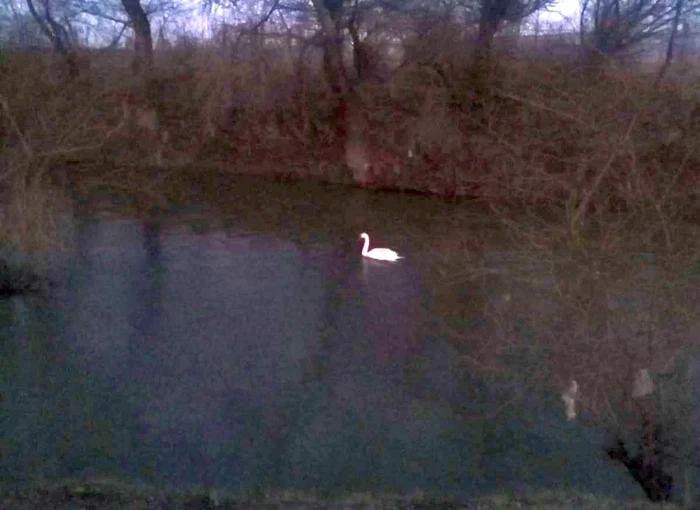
359;233;403;261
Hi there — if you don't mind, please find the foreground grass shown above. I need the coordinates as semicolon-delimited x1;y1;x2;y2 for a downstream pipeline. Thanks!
0;479;681;510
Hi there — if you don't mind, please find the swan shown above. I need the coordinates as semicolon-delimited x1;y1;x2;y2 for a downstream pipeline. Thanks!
359;233;403;261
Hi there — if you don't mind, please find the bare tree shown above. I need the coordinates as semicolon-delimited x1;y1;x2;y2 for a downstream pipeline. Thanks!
471;0;551;88
579;0;698;63
25;0;80;76
64;0;181;50
0;0;45;47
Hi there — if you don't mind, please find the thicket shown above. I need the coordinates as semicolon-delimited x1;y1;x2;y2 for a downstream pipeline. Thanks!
3;32;700;214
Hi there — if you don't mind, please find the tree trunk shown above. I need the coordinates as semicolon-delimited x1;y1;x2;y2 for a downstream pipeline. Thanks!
120;0;166;167
310;0;351;161
469;12;500;117
474;17;499;81
348;21;369;82
120;0;153;77
654;0;684;90
347;2;370;83
313;6;347;97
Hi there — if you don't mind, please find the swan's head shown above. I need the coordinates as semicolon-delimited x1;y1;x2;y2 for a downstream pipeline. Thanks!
359;233;369;240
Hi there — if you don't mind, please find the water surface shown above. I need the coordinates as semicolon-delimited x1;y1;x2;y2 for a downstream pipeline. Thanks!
1;181;659;498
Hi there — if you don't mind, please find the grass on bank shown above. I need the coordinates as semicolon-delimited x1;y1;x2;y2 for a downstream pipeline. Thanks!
3;39;700;203
0;479;684;510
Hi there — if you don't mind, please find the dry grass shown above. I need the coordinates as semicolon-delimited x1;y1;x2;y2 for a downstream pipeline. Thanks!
4;40;699;213
0;479;683;510
1;43;699;279
1;36;699;298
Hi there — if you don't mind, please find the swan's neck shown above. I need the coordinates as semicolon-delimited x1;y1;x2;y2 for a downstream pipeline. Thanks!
361;235;370;256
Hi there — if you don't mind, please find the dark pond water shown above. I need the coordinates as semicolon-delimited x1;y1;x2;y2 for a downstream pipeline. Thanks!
1;179;654;498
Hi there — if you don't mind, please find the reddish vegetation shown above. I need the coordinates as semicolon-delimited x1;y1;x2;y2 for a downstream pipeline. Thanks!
2;43;700;226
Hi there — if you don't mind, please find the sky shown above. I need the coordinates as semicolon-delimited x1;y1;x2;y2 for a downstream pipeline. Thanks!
536;0;582;31
182;0;585;37
116;0;587;42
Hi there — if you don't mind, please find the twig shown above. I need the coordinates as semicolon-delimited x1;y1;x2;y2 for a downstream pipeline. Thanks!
571;114;638;232
659;146;694;208
494;89;600;133
655;203;673;253
0;94;33;160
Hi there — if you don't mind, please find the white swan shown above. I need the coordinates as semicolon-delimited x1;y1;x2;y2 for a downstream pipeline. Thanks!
359;233;403;261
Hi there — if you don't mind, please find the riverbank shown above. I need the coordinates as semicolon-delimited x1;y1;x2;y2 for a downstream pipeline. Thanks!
0;480;680;510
